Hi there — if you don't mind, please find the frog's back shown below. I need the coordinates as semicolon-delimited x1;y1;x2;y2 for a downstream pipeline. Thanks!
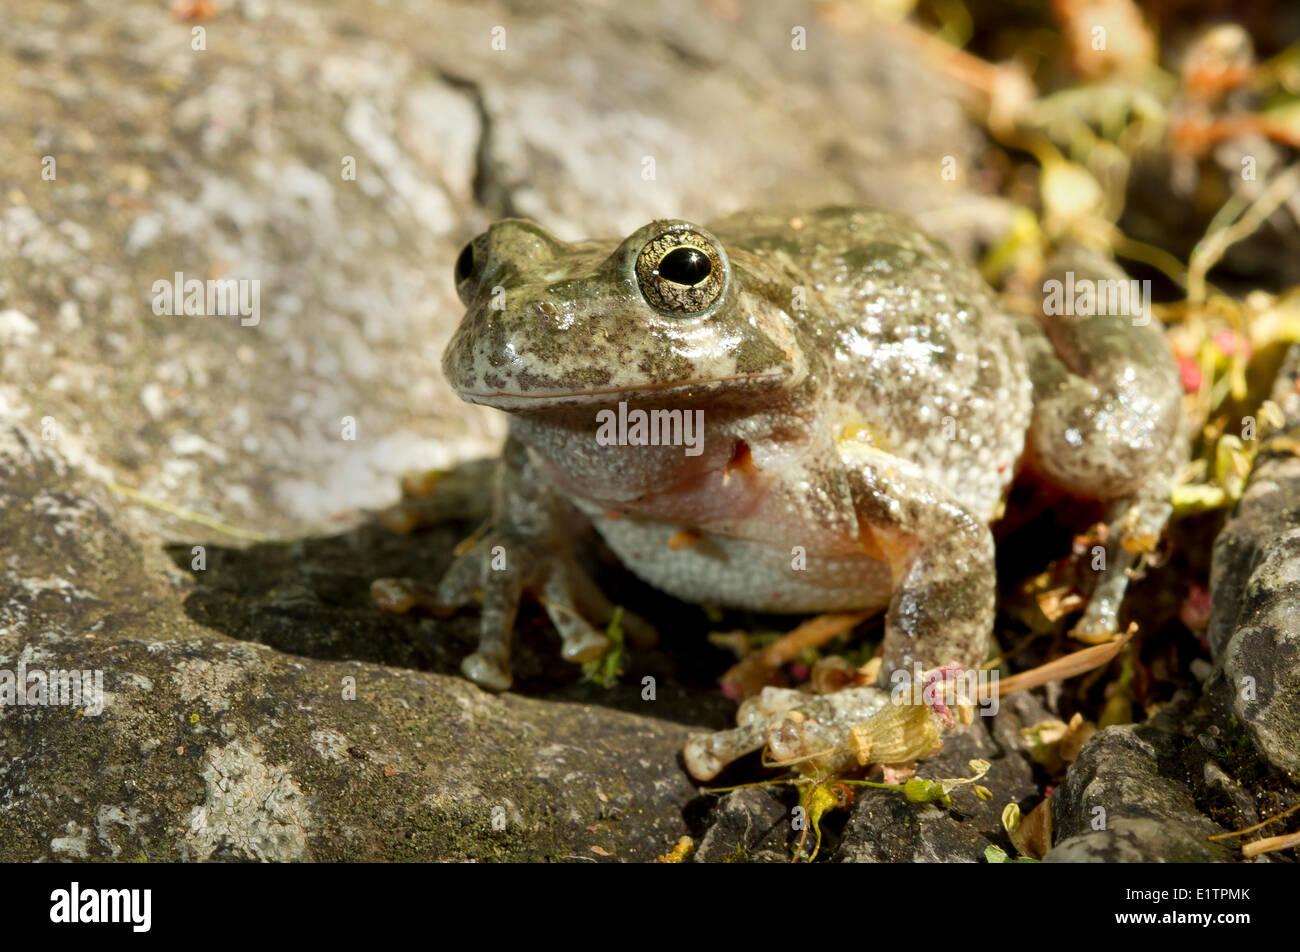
714;206;1032;520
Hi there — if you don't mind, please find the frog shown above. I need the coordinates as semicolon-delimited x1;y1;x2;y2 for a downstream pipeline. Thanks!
420;205;1183;698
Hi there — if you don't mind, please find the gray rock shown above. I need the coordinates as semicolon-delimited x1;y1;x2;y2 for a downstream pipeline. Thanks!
836;790;993;863
0;423;704;861
1047;704;1237;863
693;788;791;863
1207;343;1300;776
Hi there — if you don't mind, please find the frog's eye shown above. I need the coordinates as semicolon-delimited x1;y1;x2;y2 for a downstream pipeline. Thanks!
635;231;726;314
453;238;483;305
454;241;475;285
455;243;474;281
657;247;711;285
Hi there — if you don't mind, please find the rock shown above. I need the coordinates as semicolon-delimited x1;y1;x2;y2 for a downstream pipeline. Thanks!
1046;701;1237;863
693;788;792;863
836;786;993;863
0;422;704;861
1207;343;1300;776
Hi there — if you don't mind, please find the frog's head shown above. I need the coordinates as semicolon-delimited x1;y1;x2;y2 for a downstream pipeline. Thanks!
442;218;806;411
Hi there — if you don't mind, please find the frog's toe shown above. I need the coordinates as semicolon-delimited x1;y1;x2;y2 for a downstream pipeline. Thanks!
540;592;611;662
563;568;658;649
369;576;451;616
379;495;445;534
541;564;622;662
559;625;611;663
1071;486;1174;645
683;727;756;781
618;610;657;650
1071;561;1127;644
461;651;513;692
381;461;496;532
1071;615;1119;644
459;561;528;691
435;549;485;609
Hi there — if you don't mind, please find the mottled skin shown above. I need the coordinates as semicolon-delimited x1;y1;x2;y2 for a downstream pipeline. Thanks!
436;206;1182;692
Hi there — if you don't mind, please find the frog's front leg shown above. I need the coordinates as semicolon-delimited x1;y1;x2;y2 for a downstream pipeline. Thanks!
1017;247;1184;641
839;444;995;685
437;433;652;691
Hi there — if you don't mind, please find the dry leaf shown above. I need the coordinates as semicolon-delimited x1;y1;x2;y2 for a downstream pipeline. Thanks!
996;624;1135;696
721;611;870;700
849;702;944;766
1018;798;1054;860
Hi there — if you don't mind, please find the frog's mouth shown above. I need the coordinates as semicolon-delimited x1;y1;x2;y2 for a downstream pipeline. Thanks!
453;372;792;411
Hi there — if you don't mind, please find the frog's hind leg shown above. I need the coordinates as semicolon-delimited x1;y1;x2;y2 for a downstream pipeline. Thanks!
1019;247;1181;499
1018;247;1185;641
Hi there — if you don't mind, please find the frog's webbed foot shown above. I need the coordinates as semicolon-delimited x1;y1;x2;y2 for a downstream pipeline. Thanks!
839;444;995;686
371;434;650;686
385;436;654;692
684;685;892;781
428;526;654;691
683;670;981;782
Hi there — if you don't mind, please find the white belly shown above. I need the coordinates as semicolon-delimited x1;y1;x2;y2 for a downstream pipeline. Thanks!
585;509;894;613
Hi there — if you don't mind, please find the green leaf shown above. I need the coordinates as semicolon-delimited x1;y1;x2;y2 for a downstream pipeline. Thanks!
581;606;626;688
984;843;1040;863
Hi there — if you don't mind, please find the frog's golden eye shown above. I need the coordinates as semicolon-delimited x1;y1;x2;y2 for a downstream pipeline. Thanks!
635;231;726;314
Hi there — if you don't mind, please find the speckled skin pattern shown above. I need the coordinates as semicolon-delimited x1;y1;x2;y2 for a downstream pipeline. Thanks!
439;206;1183;692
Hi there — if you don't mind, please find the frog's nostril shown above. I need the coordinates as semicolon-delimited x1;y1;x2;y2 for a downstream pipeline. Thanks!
454;241;475;284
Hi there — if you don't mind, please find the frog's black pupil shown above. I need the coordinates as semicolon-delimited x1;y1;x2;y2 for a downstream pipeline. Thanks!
657;247;711;285
455;242;475;283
